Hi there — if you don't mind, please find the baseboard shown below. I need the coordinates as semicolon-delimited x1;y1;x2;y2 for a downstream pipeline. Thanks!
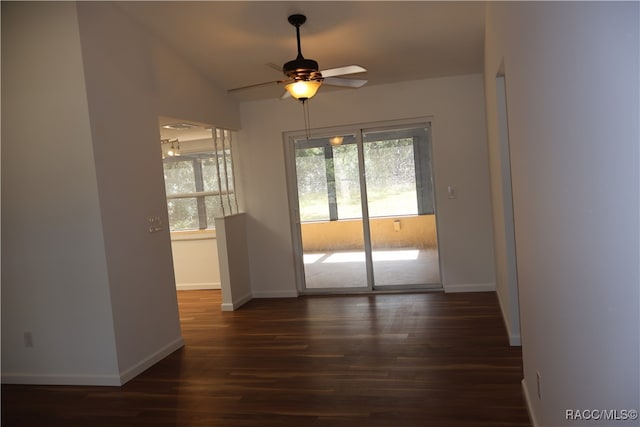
444;282;496;293
2;337;186;387
221;292;253;311
118;336;184;385
508;332;522;346
522;378;540;427
176;282;221;291
251;289;299;298
1;372;123;386
496;289;522;346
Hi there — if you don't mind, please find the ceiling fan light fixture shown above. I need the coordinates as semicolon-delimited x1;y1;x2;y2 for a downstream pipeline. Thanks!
227;14;367;100
285;80;322;101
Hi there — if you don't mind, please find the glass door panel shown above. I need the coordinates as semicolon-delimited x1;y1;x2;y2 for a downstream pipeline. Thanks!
295;135;368;290
362;126;440;288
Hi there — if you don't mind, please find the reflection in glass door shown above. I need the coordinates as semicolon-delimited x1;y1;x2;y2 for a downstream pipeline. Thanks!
289;122;440;292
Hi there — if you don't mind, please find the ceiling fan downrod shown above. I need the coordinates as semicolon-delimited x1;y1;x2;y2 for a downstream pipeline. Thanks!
283;14;320;81
288;14;306;60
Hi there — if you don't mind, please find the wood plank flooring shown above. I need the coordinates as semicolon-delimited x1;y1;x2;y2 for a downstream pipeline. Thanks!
2;290;531;426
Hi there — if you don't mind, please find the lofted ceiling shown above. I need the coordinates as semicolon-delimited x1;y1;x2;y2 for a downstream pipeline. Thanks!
118;1;486;102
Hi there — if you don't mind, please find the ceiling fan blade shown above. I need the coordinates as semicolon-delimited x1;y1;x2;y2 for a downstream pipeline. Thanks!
320;65;367;78
266;63;283;73
228;80;289;93
323;77;368;88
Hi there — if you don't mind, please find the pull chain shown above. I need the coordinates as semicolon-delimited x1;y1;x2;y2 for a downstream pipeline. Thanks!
301;99;311;139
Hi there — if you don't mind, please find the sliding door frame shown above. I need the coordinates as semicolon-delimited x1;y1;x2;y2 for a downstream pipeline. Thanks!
284;118;441;295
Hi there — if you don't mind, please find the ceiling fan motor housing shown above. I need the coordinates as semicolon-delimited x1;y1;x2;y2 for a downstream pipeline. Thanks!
283;58;323;82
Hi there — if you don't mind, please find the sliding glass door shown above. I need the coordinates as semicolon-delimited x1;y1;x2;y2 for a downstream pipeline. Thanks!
294;134;369;290
288;122;440;293
362;127;439;289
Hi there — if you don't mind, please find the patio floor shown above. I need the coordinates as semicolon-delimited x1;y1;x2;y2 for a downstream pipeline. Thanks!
303;247;441;289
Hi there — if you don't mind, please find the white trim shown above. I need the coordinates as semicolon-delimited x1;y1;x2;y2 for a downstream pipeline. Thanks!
507;331;522;346
1;337;185;386
118;336;184;385
444;282;496;293
496;287;522;346
176;282;221;291
251;289;299;298
522;378;540;427
170;230;216;241
1;372;123;386
221;292;253;311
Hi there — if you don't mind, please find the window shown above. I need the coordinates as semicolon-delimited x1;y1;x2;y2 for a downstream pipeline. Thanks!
163;128;238;231
294;125;433;222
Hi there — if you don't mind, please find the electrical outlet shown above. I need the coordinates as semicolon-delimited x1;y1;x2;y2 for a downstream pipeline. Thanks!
536;370;542;399
24;331;33;348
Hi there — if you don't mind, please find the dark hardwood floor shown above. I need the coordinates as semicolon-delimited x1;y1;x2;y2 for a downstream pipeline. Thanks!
2;290;531;426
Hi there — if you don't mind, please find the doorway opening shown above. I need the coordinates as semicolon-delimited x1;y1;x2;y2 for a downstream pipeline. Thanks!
285;120;442;293
158;117;238;296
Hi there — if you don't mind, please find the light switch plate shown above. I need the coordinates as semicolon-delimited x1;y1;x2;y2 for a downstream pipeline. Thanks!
447;185;457;199
147;216;163;233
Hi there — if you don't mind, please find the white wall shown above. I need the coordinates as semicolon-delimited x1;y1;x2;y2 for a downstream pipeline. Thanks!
152;43;240;131
215;214;253;310
238;74;495;296
485;2;639;426
171;232;221;290
76;1;240;382
2;1;241;385
76;2;182;378
1;1;120;384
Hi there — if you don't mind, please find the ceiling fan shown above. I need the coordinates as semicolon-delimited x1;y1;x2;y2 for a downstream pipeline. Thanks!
229;14;368;101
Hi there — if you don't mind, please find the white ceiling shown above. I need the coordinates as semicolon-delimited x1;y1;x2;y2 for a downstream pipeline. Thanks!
118;1;486;102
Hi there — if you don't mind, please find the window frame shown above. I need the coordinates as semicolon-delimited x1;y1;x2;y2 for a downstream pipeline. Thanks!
164;154;215;230
163;146;237;231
